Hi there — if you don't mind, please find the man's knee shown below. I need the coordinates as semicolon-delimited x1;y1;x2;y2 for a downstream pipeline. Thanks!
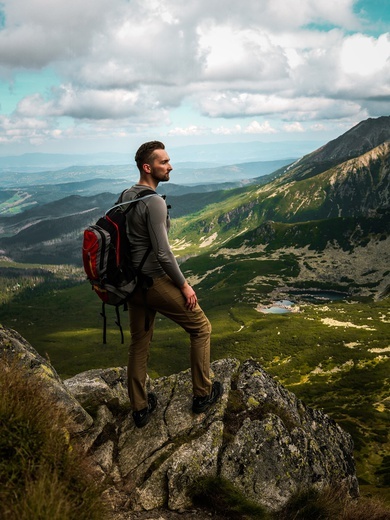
189;315;211;338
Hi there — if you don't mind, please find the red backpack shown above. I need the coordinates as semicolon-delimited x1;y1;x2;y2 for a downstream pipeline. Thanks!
82;189;157;343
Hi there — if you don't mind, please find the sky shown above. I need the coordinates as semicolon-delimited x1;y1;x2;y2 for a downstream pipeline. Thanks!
0;0;389;157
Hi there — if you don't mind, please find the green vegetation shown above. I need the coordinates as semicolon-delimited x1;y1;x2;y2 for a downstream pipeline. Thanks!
277;486;390;520
0;360;106;520
0;191;33;216
191;477;390;519
191;476;269;518
0;256;388;503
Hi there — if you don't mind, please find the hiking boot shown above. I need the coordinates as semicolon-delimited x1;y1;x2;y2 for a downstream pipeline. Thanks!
192;381;223;414
132;392;157;428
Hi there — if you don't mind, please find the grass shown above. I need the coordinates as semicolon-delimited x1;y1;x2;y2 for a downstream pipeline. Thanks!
0;360;106;520
0;258;389;501
190;477;390;519
277;486;390;520
191;476;270;519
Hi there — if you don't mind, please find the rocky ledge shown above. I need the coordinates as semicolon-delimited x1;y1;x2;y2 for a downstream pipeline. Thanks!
1;325;359;517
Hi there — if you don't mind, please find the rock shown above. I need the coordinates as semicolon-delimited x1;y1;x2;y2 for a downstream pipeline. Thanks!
122;359;236;512
0;325;359;516
64;366;129;413
220;360;358;511
0;325;93;432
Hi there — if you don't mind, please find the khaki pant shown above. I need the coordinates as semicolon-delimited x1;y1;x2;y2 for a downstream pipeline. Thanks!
127;275;212;411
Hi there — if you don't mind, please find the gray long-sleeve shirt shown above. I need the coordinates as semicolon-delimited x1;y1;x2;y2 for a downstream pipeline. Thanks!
119;185;186;287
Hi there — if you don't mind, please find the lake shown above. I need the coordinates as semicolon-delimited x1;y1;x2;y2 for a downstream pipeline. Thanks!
287;289;348;303
257;290;349;314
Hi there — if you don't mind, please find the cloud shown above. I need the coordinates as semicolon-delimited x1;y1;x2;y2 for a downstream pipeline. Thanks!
244;121;277;134
197;24;289;82
168;125;206;136
0;0;388;149
0;0;113;68
284;122;304;132
340;33;390;76
0;113;56;145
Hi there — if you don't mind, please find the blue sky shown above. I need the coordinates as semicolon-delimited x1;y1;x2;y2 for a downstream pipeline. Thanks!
0;0;389;157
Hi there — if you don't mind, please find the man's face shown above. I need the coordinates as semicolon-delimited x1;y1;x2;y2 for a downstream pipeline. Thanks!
148;149;172;183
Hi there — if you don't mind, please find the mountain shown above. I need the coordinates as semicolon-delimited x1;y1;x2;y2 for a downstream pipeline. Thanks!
0;158;293;189
0;152;132;171
172;152;389;255
0;178;245;217
171;119;390;251
304;115;390;165
0;117;388;293
0;140;320;171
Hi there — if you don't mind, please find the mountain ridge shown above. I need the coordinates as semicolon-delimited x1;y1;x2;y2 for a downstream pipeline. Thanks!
0;116;388;282
0;158;293;189
170;127;389;256
310;116;390;164
0;140;321;170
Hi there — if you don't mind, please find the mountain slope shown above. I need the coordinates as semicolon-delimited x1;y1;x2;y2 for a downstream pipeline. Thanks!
0;188;245;264
170;141;389;255
282;116;390;181
308;115;390;164
167;117;390;302
265;142;389;221
0;116;388;270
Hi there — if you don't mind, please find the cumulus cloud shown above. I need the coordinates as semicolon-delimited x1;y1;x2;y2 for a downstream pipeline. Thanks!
284;122;304;132
340;33;390;76
168;125;207;136
0;0;388;148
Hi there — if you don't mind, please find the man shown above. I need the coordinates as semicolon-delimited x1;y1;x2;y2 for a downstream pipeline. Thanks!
121;141;223;428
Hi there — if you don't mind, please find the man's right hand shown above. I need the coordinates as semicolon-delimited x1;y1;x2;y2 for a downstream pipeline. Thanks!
181;282;198;311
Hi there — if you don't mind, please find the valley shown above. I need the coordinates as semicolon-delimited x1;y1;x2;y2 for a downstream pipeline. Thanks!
0;253;388;502
0;116;389;502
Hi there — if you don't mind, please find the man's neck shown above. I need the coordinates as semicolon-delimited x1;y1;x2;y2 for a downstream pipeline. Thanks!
136;180;158;190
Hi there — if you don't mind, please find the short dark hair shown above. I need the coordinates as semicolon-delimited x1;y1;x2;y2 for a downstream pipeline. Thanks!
135;141;165;171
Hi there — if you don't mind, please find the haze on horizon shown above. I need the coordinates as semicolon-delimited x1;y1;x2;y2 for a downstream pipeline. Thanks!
0;0;389;158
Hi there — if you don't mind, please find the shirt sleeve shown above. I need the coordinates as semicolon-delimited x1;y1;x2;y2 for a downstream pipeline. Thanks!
146;195;186;287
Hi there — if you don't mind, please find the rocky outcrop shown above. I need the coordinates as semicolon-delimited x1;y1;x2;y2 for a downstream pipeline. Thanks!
0;325;92;432
309;116;390;165
0;325;359;516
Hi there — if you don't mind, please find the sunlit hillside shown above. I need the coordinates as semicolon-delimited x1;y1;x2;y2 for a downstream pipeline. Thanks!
0;117;389;502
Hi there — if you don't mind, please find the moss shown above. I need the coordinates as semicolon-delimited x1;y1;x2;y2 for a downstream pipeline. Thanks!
247;401;300;433
247;396;260;408
375;455;390;487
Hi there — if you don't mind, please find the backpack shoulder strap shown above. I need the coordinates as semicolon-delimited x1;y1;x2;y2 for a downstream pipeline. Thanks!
107;188;160;216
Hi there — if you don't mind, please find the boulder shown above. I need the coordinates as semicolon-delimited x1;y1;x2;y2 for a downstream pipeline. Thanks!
64;366;129;413
65;358;358;513
220;360;358;511
0;325;93;432
0;325;359;515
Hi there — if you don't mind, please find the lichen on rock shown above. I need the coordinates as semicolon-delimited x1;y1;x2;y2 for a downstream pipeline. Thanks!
0;325;359;516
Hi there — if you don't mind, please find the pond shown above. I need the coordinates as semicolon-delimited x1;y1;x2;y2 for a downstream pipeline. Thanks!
257;290;349;314
287;289;349;303
257;300;297;314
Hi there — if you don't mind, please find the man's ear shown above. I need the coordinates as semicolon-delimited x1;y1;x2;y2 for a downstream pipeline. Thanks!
143;163;151;174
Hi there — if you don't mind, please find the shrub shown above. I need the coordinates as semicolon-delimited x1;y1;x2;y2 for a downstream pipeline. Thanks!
277;486;390;520
190;476;270;519
0;361;106;520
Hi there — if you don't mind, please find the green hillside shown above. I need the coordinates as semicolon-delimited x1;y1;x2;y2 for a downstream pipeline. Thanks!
170;142;390;257
0;257;388;503
0;117;389;502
